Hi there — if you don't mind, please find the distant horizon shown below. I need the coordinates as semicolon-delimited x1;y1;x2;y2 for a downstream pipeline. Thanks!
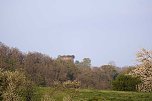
0;0;152;67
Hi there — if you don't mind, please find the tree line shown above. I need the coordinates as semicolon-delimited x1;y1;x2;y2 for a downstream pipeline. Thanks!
0;42;152;94
0;42;121;89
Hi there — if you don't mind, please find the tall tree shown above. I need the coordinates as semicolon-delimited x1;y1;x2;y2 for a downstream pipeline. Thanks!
75;58;91;68
82;58;91;67
129;49;152;92
99;65;118;89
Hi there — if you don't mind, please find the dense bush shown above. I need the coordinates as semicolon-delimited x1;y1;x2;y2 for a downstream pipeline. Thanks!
0;69;35;101
112;74;141;91
63;80;80;89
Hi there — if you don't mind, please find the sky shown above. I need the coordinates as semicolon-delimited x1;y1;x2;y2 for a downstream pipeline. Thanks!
0;0;152;67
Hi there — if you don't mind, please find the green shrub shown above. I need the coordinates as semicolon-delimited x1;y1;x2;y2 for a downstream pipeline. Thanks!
112;74;141;91
0;69;35;101
63;80;80;89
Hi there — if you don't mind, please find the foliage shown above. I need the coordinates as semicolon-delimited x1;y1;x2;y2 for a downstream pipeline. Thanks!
63;80;80;89
129;48;152;92
22;80;36;101
0;43;23;71
1;43;152;100
0;42;121;90
75;58;91;68
112;74;141;91
0;70;26;101
0;69;35;101
2;42;144;91
120;66;136;74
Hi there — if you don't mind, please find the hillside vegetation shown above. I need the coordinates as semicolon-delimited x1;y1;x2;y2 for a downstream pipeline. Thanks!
0;42;152;100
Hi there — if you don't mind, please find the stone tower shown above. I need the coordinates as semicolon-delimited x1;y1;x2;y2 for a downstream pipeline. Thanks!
58;55;75;62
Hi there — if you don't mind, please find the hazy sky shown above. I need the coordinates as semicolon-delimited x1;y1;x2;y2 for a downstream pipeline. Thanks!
0;0;152;67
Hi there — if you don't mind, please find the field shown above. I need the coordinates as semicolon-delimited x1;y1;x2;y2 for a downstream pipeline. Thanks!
33;87;152;101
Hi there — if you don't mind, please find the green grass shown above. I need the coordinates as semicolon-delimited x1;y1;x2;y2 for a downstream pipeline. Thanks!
33;87;152;101
77;90;152;101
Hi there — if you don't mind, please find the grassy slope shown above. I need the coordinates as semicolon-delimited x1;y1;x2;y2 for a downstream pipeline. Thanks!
34;87;152;101
77;89;152;101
